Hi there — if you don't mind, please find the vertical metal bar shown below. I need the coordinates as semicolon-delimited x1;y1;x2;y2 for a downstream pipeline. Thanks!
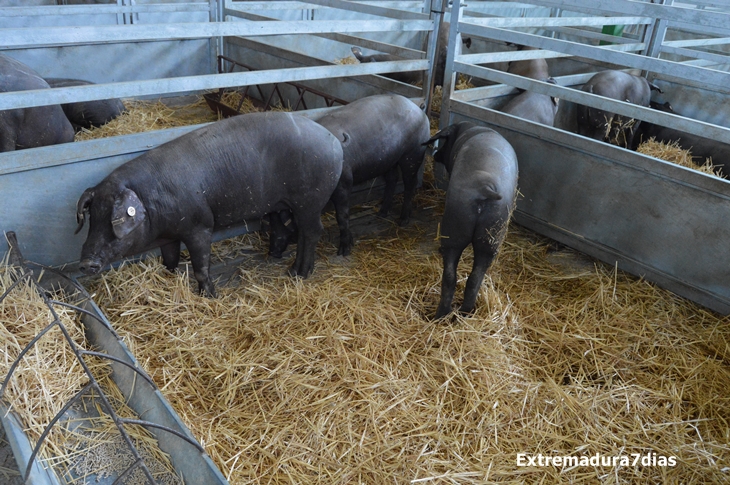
116;0;124;25
423;0;444;117
433;0;464;188
643;0;672;61
549;7;562;38
439;0;463;131
421;0;432;53
211;0;222;77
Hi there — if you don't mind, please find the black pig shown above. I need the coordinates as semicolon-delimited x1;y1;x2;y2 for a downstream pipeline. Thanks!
576;70;662;148
0;54;74;151
424;122;518;319
45;78;125;130
75;112;343;296
270;94;430;257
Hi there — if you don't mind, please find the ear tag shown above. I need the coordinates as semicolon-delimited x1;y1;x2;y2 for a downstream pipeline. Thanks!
111;188;146;239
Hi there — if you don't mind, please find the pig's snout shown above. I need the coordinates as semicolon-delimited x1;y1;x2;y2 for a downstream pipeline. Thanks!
79;259;102;275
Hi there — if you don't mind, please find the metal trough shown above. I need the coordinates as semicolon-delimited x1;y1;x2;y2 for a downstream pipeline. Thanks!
0;232;229;485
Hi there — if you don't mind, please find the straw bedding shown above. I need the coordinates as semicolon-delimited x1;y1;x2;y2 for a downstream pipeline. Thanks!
79;187;729;484
74;98;219;142
0;265;181;484
637;138;723;177
7;82;728;483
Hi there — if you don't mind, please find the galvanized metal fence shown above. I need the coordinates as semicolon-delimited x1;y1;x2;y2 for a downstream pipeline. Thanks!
436;0;730;314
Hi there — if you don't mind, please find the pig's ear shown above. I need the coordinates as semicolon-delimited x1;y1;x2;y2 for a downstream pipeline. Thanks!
422;125;455;147
111;188;146;239
75;188;94;235
421;125;456;155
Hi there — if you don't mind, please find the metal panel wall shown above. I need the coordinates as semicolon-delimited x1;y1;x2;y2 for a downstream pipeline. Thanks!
0;2;216;83
437;0;730;314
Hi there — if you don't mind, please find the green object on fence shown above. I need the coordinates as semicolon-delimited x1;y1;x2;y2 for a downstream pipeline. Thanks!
600;25;625;45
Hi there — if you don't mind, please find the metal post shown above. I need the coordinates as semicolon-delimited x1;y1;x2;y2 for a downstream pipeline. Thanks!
642;0;672;61
212;0;222;76
439;0;462;131
423;0;444;116
116;0;124;25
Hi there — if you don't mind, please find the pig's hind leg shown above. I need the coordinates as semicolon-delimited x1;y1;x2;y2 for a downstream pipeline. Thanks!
378;166;400;218
396;146;426;226
287;209;324;278
435;244;467;319
460;212;509;314
331;169;354;256
459;247;496;315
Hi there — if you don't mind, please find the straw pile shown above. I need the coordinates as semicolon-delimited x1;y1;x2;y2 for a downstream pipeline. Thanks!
638;138;723;177
74;98;219;142
85;191;730;484
218;91;261;115
430;75;474;117
0;264;181;484
605;116;637;148
335;56;359;65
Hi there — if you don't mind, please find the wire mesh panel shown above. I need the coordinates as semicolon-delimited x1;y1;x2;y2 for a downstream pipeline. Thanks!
0;231;226;484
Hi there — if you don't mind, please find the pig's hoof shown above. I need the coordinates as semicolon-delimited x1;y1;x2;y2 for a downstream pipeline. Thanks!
198;282;217;298
458;305;476;316
288;265;313;279
398;217;410;227
434;307;452;320
337;242;353;257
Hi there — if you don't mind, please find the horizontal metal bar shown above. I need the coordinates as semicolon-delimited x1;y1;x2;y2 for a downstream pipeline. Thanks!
2;19;433;49
0;125;201;176
457;49;571;65
453;62;730;145
661;45;730;66
0;60;428;110
539;26;642;45
464;2;543;10
497;0;730;33
451;71;594;102
674;0;729;7
316;32;425;58
666;19;730;37
462;15;653;28
456;24;730;93
681;58;728;68
225;8;425;58
662;36;730;49
226;0;424;10
457;41;645;65
0;3;211;17
300;0;428;19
